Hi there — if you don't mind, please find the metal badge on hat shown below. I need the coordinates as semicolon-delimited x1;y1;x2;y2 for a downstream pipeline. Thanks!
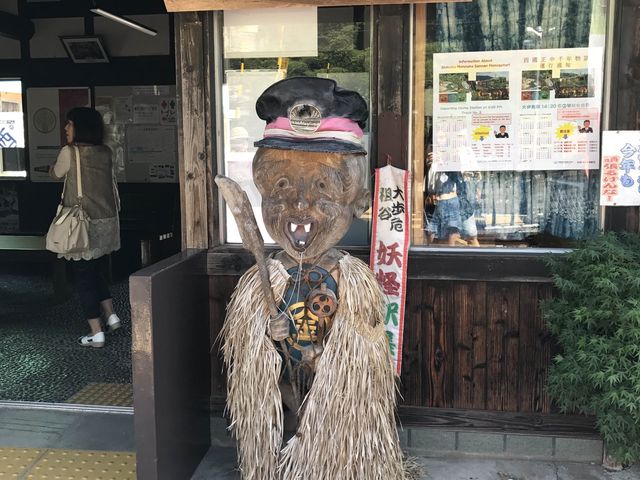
289;103;322;133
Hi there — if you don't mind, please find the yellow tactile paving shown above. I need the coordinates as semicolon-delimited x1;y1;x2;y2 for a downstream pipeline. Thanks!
66;383;133;407
26;449;136;480
0;448;44;478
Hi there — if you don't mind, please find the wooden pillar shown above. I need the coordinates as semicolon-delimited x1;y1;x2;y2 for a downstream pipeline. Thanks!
411;4;427;244
605;0;640;233
175;12;215;249
374;5;411;169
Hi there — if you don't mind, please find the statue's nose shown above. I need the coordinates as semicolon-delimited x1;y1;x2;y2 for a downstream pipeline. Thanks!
294;179;309;210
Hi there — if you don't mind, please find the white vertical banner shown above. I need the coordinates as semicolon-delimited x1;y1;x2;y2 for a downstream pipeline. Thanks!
370;165;411;375
601;131;640;206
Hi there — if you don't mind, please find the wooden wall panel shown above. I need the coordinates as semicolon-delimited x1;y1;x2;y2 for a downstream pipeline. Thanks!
504;285;521;412
470;282;488;409
531;283;553;413
400;279;424;405
425;283;454;408
486;283;520;411
453;283;473;409
517;283;537;412
453;282;488;410
208;270;553;414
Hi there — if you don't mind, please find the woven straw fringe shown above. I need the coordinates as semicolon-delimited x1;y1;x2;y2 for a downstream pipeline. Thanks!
222;255;407;480
402;455;424;480
220;260;288;480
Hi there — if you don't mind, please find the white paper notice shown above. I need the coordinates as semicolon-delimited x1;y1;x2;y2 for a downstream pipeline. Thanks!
133;103;160;124
114;96;133;124
159;97;177;124
30;146;59;182
127;125;176;163
224;7;318;59
432;47;603;172
600;131;640;206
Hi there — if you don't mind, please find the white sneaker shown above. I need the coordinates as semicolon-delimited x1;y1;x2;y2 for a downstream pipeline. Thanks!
106;314;121;333
78;331;105;348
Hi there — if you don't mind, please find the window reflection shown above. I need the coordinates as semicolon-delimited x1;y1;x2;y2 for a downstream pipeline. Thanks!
412;1;607;247
221;7;371;245
0;79;26;178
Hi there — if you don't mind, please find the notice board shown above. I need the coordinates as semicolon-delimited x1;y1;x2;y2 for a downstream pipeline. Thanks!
95;85;178;183
432;47;604;172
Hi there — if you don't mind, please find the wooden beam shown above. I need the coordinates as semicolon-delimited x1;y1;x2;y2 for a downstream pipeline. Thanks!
176;12;210;249
206;247;553;282
375;4;410;169
397;406;599;438
165;0;470;13
411;3;426;245
207;400;599;438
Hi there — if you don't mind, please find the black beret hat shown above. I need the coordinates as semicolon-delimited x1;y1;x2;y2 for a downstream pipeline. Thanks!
254;77;368;154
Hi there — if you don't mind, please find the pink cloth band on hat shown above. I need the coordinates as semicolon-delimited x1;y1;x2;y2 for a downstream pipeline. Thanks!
265;117;364;138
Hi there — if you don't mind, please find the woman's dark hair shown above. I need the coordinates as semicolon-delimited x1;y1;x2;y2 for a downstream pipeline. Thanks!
66;107;104;145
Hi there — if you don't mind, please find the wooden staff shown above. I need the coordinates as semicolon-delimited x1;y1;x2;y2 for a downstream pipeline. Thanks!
214;174;301;409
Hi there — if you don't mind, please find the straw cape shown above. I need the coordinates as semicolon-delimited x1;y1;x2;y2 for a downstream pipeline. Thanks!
221;253;410;480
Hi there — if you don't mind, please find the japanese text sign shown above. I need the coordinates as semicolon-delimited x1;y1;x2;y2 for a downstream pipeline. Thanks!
370;165;411;375
600;131;640;206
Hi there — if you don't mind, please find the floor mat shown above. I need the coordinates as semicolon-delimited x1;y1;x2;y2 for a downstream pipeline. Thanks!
0;448;43;478
0;447;135;480
66;383;133;407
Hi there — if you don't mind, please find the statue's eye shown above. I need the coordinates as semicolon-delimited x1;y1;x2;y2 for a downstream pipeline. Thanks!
276;178;289;188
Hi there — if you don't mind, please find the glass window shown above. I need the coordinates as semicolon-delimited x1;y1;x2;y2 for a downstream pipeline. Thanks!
0;79;26;178
410;1;607;247
220;6;372;245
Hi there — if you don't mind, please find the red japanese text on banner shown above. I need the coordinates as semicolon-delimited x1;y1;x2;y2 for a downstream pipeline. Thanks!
370;165;411;375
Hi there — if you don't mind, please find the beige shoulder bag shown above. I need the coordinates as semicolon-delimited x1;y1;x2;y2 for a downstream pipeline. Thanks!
45;146;91;254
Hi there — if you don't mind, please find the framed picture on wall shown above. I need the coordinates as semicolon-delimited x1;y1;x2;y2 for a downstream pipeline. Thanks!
59;36;109;63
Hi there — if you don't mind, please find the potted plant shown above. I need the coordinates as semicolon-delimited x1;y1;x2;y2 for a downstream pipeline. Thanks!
543;232;640;466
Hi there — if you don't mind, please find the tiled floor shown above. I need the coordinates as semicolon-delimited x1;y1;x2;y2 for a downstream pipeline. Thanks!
0;447;136;480
66;383;133;407
0;406;135;480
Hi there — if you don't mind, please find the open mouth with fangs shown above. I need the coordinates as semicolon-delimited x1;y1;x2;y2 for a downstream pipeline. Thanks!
284;220;317;251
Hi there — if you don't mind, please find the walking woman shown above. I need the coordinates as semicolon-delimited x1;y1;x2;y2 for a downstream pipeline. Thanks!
49;107;121;348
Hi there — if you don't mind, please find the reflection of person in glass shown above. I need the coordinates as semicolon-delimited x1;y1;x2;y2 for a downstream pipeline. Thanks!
425;154;479;246
579;120;593;133
494;125;509;138
230;126;251;152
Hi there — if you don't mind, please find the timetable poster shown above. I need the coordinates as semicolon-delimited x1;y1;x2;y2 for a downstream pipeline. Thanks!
432;47;603;172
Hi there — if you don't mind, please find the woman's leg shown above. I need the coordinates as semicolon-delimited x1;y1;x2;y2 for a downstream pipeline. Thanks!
71;258;105;334
94;255;114;317
94;255;121;332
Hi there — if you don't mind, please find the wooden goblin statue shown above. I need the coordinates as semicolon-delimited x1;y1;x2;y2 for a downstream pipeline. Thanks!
216;77;410;479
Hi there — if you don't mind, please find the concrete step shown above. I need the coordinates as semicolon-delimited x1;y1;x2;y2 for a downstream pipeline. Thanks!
211;416;604;464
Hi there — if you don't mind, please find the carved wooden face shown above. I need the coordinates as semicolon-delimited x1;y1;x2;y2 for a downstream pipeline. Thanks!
253;148;369;261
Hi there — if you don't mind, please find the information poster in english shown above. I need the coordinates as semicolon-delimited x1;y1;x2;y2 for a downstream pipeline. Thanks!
432;48;603;172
